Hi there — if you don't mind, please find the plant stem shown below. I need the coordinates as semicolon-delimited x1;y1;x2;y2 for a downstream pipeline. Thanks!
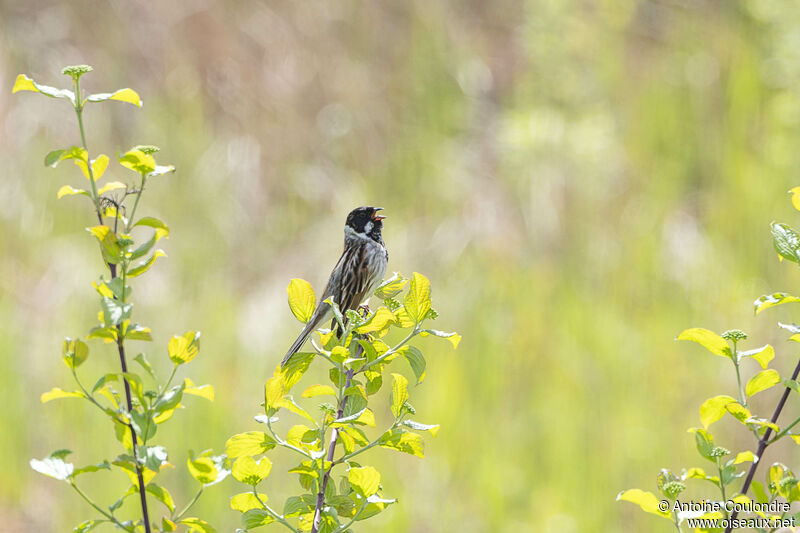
125;172;146;233
72;77;152;533
72;78;103;225
70;481;133;531
716;457;729;519
724;356;800;533
174;486;203;521
311;367;354;533
252;491;297;532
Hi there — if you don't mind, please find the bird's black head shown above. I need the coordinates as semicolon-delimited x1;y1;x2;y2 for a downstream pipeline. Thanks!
345;206;386;243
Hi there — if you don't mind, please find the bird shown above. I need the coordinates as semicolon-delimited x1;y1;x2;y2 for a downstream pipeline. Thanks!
281;206;388;367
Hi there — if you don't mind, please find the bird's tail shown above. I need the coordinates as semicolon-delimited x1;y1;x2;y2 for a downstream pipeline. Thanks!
281;303;331;368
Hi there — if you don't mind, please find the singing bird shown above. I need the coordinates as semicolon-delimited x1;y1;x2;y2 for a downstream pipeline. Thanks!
281;206;388;367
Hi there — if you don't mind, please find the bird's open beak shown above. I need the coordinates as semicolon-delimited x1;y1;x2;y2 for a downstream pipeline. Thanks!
371;207;386;221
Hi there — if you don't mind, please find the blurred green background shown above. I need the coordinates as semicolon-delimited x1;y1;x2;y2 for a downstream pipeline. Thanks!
2;0;800;531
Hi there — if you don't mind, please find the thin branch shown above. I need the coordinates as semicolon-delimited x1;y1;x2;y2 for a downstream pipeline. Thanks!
724;356;800;533
311;368;354;533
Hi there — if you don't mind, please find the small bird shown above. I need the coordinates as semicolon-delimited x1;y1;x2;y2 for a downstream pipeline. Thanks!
281;206;388;367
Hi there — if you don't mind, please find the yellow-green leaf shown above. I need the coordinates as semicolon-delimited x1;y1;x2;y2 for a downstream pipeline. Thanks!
56;185;89;199
119;150;155;174
791;186;800;211
740;344;775;369
110;88;142;107
734;451;757;465
41;387;84;403
302;384;336;398
404;272;431;324
187;456;218;485
616;489;671;518
264;375;285;410
754;293;800;314
225;432;277;458
168;331;200;364
232;456;272;485
699;395;736;429
676;328;732;359
348;466;381;497
98;181;126;195
355;308;396;334
184;378;214;401
127;249;166;277
378;428;424;457
374;273;407;299
12;74;75;101
390;373;409;417
287;279;316;324
746;369;781;397
420;329;461;349
62;338;89;369
230;492;267;513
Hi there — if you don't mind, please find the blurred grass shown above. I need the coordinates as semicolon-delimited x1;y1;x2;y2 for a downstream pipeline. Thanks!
2;0;800;531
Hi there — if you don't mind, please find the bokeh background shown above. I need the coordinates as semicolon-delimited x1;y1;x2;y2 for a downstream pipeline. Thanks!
2;0;800;531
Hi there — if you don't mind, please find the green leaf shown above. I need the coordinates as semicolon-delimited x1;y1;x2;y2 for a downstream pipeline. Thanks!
302;384;336;398
403;272;431;324
390;373;409;417
125;324;153;342
374;273;407;299
56;185;90;199
139;445;168;472
265;374;286;411
616;489;671;518
232;456;272;485
403;346;426;385
281;352;315;391
225;432;277;458
725;402;752;424
690;428;716;460
230;492;267;513
287;279;316;324
86;226;122;264
41;387;84;403
30;455;74;480
85;88;142;107
746;369;781;397
13;74;75;102
127;250;167;277
101;297;132;326
772;222;800;264
734;451;757;465
284;495;314;517
184;378;214;401
133;216;170;240
754;293;800;314
62;338;89;369
72;460;111;477
73;520;103;533
740;344;775;369
242;509;274;529
401;420;440;437
180;517;216;533
378;428;424;457
676;328;732;359
119;149;155;174
699;395;736;429
420;329;461;348
187;456;219;485
348;466;381;497
355;308;396;334
146;483;175;512
168;331;201;364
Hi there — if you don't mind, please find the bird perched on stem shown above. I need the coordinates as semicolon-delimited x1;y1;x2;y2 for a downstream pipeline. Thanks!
281;206;388;367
